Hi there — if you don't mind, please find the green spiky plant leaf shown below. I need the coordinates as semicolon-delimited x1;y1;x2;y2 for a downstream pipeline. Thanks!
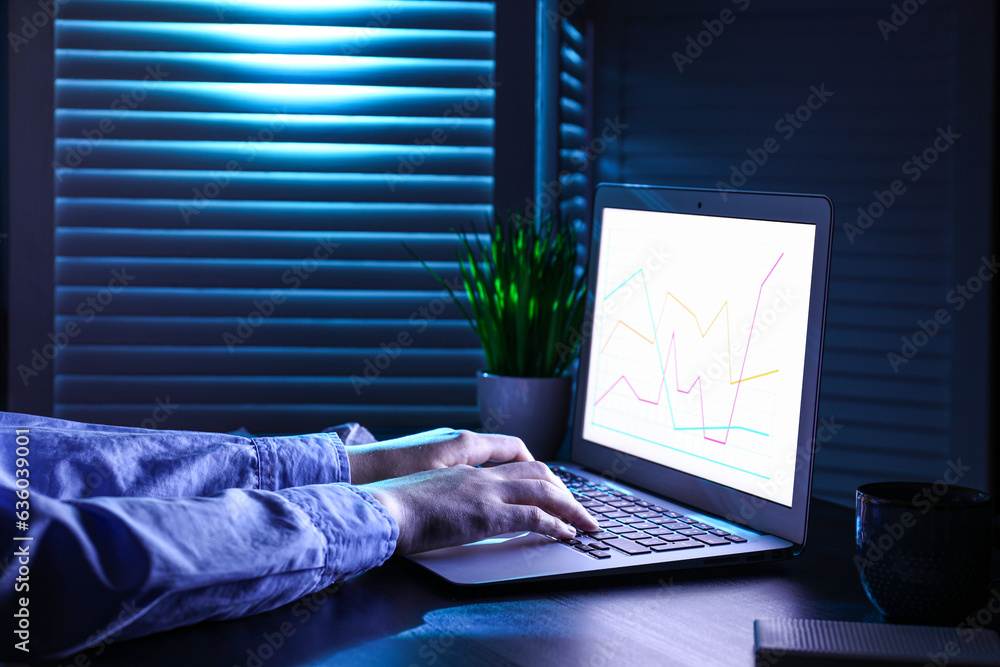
407;211;587;378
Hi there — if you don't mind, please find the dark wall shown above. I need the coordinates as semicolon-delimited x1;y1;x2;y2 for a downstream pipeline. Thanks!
589;0;996;502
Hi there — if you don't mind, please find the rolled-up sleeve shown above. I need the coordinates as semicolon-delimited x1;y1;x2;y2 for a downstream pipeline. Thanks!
0;413;397;661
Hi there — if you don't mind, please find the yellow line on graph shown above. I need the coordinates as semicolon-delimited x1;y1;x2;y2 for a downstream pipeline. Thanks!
732;369;779;384
600;292;779;385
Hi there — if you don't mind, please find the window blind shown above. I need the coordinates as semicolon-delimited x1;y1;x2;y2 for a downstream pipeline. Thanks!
53;0;496;435
591;0;992;503
558;15;591;263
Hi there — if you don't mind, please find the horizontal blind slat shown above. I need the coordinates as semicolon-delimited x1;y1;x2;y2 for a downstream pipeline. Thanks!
56;21;495;59
55;199;493;232
57;50;494;87
56;80;495;116
57;347;486;376
54;316;480;348
55;170;493;202
56;228;480;260
55;139;493;174
58;1;496;30
56;110;493;145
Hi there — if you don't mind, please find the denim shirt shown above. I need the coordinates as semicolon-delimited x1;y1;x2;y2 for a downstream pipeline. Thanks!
0;411;398;661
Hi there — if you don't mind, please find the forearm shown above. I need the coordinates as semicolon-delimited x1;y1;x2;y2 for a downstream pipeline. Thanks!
0;483;397;661
0;412;350;499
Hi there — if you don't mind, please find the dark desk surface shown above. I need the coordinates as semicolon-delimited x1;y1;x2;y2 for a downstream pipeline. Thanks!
39;499;998;667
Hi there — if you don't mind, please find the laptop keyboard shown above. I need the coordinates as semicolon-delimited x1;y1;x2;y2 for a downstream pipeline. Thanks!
550;466;748;559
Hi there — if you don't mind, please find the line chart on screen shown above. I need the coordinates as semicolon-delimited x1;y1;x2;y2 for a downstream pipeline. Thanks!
581;207;816;505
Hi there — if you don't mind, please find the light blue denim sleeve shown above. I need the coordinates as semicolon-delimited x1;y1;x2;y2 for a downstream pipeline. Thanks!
0;413;398;661
0;411;352;499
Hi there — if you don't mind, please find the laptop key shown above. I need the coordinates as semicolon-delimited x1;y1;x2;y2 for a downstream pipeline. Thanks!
690;534;731;546
708;529;730;536
661;533;693;542
589;550;612;559
725;535;748;543
629;521;658;530
586;531;617;540
588;542;610;550
692;523;714;531
603;511;629;520
574;543;594;552
604;538;651;555
618;516;643;524
677;528;706;536
650;540;705;551
618;531;645;540
635;511;661;519
645;527;673;536
609;525;634;534
636;537;666;547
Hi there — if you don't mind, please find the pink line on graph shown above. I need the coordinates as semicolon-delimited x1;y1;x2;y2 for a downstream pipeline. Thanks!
594;253;784;444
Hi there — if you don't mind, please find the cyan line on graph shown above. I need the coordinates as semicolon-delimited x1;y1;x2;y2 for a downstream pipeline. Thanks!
591;421;770;480
596;254;783;444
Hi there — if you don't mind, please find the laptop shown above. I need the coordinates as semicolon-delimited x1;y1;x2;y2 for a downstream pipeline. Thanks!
409;183;834;585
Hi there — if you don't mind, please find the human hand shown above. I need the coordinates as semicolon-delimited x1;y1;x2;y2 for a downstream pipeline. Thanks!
363;461;600;555
346;428;534;485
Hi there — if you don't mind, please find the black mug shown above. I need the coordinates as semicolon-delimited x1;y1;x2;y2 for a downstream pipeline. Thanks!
856;481;993;624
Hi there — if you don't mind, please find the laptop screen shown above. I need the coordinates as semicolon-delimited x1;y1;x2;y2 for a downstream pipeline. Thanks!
580;206;816;508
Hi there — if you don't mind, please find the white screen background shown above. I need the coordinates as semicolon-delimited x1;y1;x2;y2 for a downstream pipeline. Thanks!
581;208;816;507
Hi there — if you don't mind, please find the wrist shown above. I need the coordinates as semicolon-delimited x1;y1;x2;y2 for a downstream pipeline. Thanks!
347;445;376;485
364;483;409;554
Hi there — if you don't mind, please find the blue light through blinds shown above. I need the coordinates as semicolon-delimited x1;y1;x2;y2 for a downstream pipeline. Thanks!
53;0;496;434
557;15;590;263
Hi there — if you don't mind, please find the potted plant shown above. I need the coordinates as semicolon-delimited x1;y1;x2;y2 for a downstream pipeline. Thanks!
410;211;587;460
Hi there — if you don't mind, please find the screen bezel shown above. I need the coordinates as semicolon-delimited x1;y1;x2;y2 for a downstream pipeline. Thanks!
571;184;834;548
